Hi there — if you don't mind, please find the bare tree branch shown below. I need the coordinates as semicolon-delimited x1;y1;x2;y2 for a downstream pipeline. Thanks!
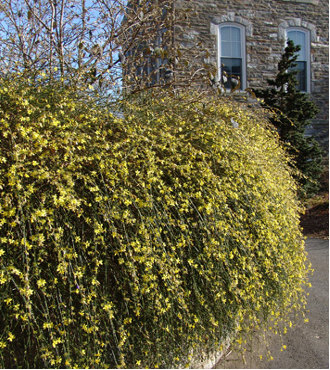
0;0;209;99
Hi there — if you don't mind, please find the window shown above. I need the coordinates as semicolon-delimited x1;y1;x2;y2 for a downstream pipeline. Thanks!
218;23;246;90
286;28;310;92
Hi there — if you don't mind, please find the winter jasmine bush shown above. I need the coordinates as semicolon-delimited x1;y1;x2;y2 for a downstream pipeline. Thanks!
0;76;310;368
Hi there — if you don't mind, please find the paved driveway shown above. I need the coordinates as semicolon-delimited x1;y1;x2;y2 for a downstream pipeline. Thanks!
215;238;329;369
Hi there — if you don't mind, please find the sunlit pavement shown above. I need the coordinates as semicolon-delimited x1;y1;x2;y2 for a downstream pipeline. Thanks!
214;238;329;369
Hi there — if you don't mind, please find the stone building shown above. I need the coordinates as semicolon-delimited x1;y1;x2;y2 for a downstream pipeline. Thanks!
124;0;328;146
172;0;329;146
176;0;329;146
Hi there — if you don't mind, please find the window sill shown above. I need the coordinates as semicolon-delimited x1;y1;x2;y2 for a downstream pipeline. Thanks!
281;0;319;5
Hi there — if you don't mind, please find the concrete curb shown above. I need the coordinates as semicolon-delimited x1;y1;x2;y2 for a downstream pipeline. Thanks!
189;349;226;369
180;337;231;369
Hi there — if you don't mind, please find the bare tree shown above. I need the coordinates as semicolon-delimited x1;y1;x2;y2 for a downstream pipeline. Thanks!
0;0;211;98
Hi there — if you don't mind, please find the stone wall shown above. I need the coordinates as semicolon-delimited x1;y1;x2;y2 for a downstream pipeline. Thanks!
174;0;329;147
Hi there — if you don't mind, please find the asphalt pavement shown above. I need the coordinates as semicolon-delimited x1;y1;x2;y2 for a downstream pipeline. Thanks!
214;238;329;369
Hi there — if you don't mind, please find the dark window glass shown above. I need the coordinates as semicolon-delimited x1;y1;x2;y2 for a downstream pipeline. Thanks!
221;57;242;89
287;30;308;92
289;61;307;91
295;61;307;91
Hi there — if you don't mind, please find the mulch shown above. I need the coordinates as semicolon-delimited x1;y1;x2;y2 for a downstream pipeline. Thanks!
300;194;329;239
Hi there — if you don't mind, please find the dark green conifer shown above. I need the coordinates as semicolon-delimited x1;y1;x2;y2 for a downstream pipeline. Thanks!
254;40;324;196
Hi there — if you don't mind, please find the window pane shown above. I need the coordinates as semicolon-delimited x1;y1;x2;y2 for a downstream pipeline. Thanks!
221;26;231;41
296;61;307;91
232;41;241;58
221;41;232;57
287;30;306;60
221;57;242;89
231;27;241;42
231;59;242;75
288;61;306;91
221;26;241;42
220;26;241;57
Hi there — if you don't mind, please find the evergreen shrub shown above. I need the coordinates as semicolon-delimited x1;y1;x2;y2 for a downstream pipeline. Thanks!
253;40;324;197
0;76;310;368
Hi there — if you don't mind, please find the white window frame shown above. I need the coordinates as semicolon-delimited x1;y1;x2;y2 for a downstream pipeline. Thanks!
217;22;247;90
285;27;311;93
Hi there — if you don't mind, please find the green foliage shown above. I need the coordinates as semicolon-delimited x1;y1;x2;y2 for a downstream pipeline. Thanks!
253;40;324;196
0;76;310;368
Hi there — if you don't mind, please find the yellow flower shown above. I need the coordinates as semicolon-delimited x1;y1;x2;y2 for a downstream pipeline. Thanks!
43;322;53;329
37;279;46;288
52;337;62;348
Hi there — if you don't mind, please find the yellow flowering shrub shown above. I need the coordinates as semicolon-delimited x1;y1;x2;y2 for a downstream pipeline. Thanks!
0;77;310;368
